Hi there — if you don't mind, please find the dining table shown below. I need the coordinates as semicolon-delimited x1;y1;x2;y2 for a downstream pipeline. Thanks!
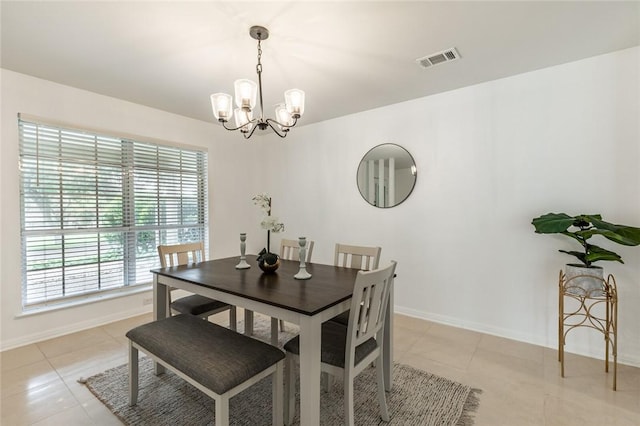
151;254;394;426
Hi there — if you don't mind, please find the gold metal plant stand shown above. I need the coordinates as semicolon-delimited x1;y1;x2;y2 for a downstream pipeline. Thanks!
558;270;617;390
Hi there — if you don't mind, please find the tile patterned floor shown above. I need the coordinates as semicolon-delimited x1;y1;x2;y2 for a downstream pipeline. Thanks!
1;311;638;425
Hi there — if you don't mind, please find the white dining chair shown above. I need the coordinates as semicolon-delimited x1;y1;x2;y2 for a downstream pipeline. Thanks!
334;243;381;270
283;260;398;425
280;238;315;265
158;242;237;330
330;243;381;326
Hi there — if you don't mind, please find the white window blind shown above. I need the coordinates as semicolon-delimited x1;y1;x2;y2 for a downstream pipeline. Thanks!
19;118;208;308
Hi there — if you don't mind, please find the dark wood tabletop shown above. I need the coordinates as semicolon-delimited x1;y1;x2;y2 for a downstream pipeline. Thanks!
151;255;359;316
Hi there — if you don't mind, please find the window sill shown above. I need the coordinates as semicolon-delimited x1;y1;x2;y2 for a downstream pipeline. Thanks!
16;285;153;318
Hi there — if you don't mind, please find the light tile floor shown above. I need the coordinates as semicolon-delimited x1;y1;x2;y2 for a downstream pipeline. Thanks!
1;311;638;425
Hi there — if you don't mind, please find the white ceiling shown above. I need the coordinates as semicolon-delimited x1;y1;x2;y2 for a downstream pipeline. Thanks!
2;1;638;129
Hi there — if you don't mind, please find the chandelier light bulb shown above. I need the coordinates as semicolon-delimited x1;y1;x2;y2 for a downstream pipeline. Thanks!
275;104;293;129
234;108;253;133
234;79;257;111
210;93;233;122
284;89;305;117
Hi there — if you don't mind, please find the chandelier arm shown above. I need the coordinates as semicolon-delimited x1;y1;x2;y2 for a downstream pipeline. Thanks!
220;118;259;132
264;120;289;138
265;115;299;131
243;122;261;139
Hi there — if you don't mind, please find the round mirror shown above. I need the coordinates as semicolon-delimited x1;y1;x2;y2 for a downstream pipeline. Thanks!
357;143;417;208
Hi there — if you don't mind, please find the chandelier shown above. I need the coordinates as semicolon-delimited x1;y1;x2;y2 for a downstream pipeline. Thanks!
210;26;305;139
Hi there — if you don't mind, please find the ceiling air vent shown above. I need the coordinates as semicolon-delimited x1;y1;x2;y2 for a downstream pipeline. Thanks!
416;47;461;69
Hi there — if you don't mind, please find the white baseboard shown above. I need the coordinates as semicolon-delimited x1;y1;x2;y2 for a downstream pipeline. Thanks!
5;301;638;369
0;305;152;352
394;305;640;368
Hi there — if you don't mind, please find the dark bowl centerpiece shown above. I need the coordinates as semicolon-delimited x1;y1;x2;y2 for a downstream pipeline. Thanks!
257;249;280;273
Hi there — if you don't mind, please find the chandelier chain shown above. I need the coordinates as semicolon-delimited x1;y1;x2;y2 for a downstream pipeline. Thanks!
256;39;263;74
256;38;265;121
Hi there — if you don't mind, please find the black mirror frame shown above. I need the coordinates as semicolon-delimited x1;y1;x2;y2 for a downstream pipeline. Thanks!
356;143;417;208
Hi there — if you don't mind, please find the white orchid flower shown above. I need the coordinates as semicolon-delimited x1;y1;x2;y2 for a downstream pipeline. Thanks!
252;193;271;214
260;216;285;233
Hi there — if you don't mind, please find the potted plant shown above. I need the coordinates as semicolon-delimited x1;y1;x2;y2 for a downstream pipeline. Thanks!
252;193;285;273
531;213;640;294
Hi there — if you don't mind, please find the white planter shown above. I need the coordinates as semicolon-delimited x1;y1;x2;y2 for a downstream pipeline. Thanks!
564;264;605;297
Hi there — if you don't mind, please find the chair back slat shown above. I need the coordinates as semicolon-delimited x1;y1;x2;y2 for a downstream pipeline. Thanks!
334;244;381;270
158;242;205;267
346;261;397;359
280;238;314;263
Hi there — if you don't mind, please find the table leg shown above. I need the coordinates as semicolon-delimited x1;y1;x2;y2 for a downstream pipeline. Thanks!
298;315;322;426
271;317;279;346
244;309;254;336
153;276;167;375
383;280;394;391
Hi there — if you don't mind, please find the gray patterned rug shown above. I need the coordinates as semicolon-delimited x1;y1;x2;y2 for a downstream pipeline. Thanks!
84;317;481;425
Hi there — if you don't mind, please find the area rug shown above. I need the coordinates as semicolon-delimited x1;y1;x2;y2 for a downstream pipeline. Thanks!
83;317;481;425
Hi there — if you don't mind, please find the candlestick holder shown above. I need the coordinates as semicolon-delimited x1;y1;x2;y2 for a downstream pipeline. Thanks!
294;236;312;280
235;233;251;269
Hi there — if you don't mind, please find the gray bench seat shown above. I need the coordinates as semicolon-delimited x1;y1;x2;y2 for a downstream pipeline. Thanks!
126;314;285;426
170;293;234;319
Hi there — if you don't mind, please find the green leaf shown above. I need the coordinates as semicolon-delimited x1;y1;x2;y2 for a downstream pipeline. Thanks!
532;213;574;233
533;212;640;265
560;232;589;251
589;218;640;246
585;244;623;264
578;214;602;221
559;249;587;265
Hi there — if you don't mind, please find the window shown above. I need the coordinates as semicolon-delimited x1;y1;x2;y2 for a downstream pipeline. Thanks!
18;117;208;309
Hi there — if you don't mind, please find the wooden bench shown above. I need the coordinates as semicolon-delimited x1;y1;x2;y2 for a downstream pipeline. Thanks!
126;314;285;426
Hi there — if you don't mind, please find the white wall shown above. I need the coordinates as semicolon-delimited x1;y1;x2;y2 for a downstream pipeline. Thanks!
1;46;638;367
253;46;640;366
0;69;261;349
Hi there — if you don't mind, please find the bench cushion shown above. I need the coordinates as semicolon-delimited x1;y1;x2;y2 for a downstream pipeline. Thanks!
283;321;377;368
126;314;284;395
170;294;231;316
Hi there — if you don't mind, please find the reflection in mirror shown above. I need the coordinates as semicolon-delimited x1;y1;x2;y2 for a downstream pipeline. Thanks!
357;143;417;208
